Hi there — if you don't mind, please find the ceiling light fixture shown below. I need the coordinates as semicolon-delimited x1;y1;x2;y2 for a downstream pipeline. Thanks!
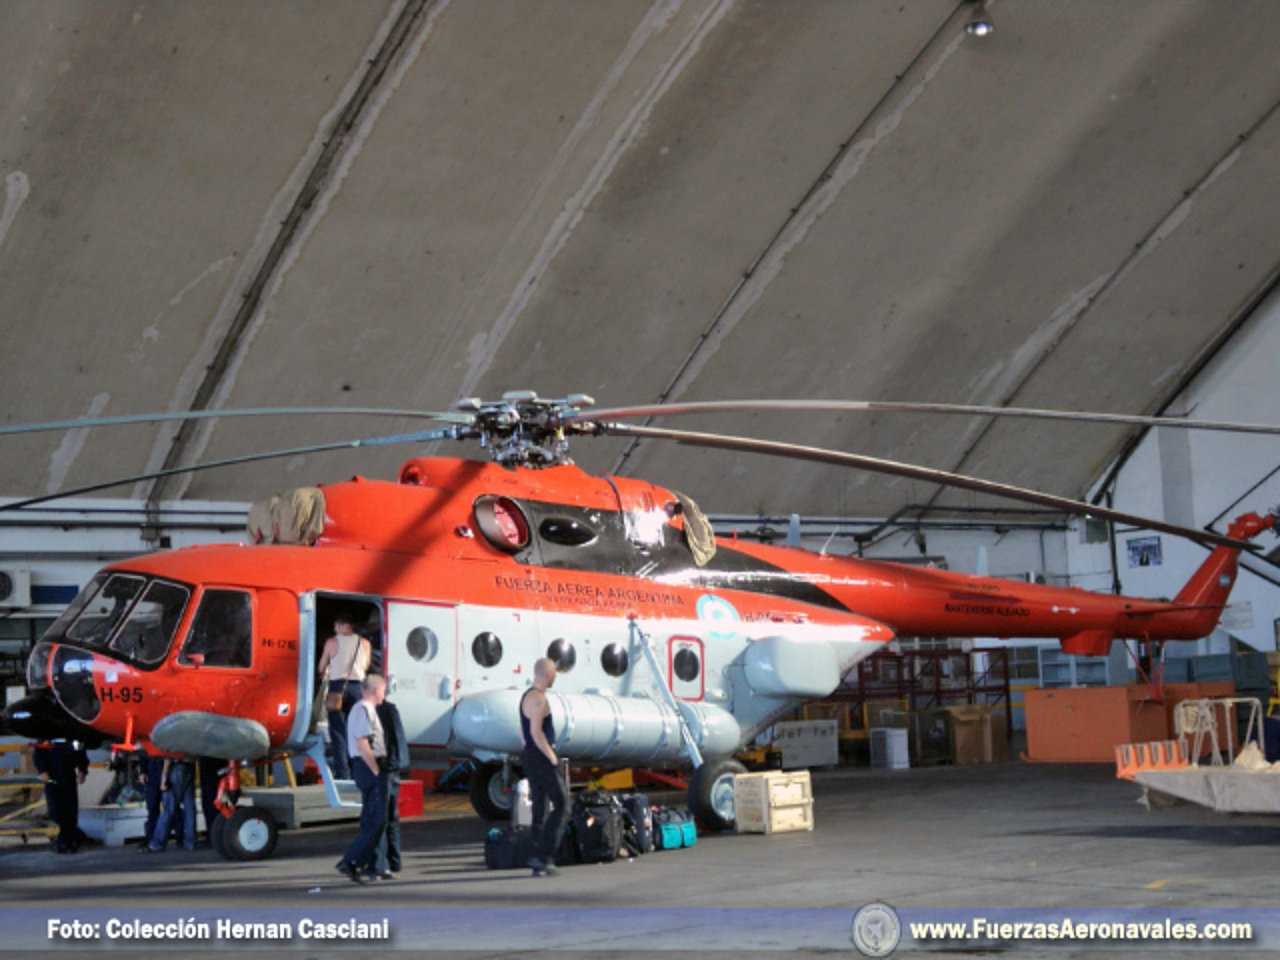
964;1;995;38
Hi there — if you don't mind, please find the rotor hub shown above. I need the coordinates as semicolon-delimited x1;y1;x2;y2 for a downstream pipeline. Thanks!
452;391;596;468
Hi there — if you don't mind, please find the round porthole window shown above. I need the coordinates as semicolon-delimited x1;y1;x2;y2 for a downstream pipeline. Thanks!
601;642;629;678
472;631;503;668
406;626;438;662
547;638;576;673
674;647;700;682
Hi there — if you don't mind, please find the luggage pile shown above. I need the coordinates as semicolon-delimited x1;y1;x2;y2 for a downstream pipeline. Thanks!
484;786;697;869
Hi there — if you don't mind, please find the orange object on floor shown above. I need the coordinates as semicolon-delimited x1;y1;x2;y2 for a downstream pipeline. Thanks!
1024;682;1235;763
1114;739;1189;780
397;777;424;818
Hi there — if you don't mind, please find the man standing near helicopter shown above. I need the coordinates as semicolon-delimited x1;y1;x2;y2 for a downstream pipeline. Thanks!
335;673;388;883
521;657;565;877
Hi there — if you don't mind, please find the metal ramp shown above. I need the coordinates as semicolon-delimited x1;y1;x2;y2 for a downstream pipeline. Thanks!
1116;697;1280;813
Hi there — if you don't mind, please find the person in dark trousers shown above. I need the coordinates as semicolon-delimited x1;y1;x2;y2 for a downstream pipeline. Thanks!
317;613;372;781
145;756;197;852
371;691;409;879
33;739;89;853
520;657;566;877
197;756;223;846
335;674;388;884
137;752;165;850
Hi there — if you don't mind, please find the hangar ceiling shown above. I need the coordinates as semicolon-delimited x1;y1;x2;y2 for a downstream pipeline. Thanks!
2;0;1278;524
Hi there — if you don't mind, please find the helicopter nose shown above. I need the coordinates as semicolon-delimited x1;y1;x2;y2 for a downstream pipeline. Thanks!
3;688;103;745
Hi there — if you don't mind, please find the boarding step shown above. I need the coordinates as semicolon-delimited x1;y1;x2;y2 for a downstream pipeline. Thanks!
1115;740;1188;781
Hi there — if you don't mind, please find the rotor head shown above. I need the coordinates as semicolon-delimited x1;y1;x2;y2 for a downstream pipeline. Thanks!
452;391;596;468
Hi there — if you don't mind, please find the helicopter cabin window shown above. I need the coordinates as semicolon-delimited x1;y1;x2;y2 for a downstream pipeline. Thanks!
673;646;700;683
547;638;576;673
179;589;253;669
61;573;147;651
472;631;503;668
406;626;438;662
601;642;628;677
107;580;191;666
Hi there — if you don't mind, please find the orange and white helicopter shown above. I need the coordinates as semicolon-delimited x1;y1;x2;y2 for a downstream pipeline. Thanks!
2;392;1276;860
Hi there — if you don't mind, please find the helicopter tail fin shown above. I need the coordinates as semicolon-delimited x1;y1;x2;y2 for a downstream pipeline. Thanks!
1132;510;1276;641
1168;510;1275;628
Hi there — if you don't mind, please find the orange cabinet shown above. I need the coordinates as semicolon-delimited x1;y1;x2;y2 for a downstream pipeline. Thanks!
1024;682;1235;762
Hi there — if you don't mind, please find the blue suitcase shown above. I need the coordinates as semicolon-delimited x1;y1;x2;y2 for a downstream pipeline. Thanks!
620;793;653;854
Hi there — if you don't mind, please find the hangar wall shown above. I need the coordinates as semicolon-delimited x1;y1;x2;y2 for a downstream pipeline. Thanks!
1073;289;1280;654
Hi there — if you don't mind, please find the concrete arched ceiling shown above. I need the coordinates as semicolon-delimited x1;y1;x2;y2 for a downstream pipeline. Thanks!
2;0;1279;523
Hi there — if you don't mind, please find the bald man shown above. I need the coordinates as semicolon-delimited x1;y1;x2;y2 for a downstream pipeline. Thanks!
521;657;565;877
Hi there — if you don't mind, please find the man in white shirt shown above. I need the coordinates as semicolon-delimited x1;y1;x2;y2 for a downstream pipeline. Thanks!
335;674;387;883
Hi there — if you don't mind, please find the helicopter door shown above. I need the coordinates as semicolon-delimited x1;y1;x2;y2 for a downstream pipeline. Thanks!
385;600;458;747
668;636;704;701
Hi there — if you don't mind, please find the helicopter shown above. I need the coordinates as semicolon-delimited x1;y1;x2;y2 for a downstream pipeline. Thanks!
2;391;1276;860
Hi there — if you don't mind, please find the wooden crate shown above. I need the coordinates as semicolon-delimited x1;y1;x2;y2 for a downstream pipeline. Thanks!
733;770;814;834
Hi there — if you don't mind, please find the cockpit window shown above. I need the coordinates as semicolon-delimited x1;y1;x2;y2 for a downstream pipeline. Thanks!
179;589;253;669
62;574;147;650
46;573;108;641
108;580;191;665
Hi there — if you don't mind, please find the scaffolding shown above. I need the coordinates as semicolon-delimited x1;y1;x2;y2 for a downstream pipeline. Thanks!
799;646;1012;764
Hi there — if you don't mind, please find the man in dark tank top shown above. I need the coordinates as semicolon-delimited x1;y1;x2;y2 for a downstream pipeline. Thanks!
520;657;565;877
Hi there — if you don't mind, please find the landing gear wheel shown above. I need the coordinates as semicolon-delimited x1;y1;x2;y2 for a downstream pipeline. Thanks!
209;812;230;858
220;806;279;861
469;761;519;821
688;757;747;832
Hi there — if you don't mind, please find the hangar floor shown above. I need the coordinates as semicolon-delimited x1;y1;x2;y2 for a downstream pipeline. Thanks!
2;759;1278;958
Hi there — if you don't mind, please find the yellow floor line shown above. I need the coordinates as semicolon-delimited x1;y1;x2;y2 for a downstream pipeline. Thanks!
1146;878;1211;890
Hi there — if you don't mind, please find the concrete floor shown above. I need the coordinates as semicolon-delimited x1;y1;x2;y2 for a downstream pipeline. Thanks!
2;759;1279;958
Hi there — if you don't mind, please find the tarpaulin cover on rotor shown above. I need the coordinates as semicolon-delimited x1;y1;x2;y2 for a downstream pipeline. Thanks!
246;487;326;545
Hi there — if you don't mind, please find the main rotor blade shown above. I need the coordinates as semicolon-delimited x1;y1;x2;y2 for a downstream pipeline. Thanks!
575;400;1280;436
0;406;471;438
601;423;1253;550
0;427;457;513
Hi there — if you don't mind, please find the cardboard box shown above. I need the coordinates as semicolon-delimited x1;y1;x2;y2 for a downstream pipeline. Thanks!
944;704;1007;765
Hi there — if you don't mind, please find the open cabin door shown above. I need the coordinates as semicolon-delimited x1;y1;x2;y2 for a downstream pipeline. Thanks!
385;600;459;748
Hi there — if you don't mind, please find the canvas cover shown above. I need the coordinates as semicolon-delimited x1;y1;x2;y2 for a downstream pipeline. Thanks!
246;487;326;545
